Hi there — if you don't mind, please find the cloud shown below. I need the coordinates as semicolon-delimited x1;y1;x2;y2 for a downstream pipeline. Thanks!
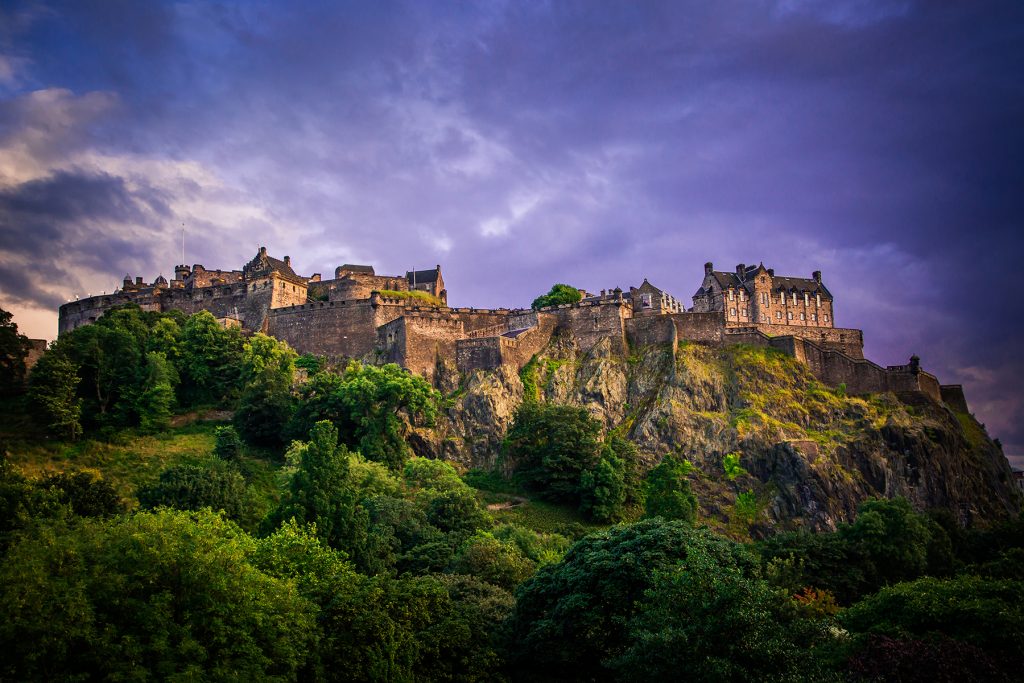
0;1;1022;465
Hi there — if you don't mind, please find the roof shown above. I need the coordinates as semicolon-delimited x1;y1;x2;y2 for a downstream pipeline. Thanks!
406;268;440;284
338;264;375;275
266;256;299;279
708;267;832;299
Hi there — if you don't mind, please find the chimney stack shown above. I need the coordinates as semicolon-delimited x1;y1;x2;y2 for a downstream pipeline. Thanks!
812;270;821;283
284;255;291;268
736;264;746;279
704;262;714;276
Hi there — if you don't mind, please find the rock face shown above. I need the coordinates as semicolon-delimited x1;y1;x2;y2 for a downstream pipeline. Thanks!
415;336;1020;533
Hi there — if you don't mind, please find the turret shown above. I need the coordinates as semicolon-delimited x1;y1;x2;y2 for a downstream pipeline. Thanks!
175;264;191;281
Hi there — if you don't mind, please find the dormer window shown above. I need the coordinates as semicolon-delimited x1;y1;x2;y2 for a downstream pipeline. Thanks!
728;289;734;301
792;291;798;305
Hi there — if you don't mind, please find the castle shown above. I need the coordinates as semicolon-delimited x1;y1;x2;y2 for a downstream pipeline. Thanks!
57;248;967;407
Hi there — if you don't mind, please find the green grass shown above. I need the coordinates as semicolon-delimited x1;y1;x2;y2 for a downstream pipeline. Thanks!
956;412;987;450
378;289;444;307
477;490;604;536
5;417;284;515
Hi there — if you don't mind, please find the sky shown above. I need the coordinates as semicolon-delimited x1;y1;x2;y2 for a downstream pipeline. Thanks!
1;1;1022;467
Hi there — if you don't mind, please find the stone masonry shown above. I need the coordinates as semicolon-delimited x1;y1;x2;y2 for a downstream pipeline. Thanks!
57;249;968;409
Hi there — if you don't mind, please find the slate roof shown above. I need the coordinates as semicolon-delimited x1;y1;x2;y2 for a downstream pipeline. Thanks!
338;264;375;275
706;265;832;299
407;268;440;284
267;256;299;280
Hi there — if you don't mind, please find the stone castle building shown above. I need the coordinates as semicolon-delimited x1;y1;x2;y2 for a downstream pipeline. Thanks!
58;249;966;407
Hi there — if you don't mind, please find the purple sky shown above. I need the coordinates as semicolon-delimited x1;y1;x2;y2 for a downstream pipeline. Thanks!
1;1;1022;467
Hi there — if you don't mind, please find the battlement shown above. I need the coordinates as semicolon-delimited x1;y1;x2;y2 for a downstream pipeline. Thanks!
55;248;963;412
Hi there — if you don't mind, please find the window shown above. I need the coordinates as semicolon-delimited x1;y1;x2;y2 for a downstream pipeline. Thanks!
776;310;782;319
787;312;793;320
730;307;736;316
641;293;652;309
804;292;809;306
815;294;821;307
792;292;797;305
741;308;747;317
824;314;830;322
811;313;817;322
800;312;806;321
728;289;734;301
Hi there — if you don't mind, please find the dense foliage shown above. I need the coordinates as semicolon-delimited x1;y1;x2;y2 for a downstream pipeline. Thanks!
530;283;583;310
0;308;32;395
3;304;1021;681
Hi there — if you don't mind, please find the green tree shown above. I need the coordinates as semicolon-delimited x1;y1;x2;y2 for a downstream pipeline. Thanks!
840;574;1024;677
235;335;297;446
138;462;250;521
0;510;317;681
213;425;244;461
450;531;536;590
26;350;82;440
289;362;439;470
610;545;832;681
178;311;244;406
644;453;698;523
265;420;368;560
504;401;601;503
504;518;754;680
36;471;124;517
137;350;177;433
531;283;583;310
842;497;933;588
0;308;32;395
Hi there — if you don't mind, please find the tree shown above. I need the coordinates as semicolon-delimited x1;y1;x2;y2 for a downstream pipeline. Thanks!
137;351;177;433
234;333;296;445
450;532;536;590
265;421;368;559
531;283;583;310
610;546;832;681
178;311;244;406
27;350;82;440
0;510;317;681
643;453;697;523
504;518;755;680
841;497;933;588
213;425;244;461
504;401;601;503
36;471;124;517
289;362;439;470
138;463;250;521
0;308;32;395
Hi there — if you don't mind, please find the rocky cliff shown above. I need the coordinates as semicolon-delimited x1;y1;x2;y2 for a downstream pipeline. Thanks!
414;334;1020;534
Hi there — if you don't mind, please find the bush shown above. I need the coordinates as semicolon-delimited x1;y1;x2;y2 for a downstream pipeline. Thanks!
504;401;601;503
213;425;244;461
504;518;754;680
531;284;582;310
36;471;123;517
644;454;697;523
138;463;249;521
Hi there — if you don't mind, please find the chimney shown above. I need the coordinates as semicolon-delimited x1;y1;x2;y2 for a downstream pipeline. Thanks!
704;262;714;276
736;264;746;279
284;255;291;268
259;246;267;257
767;268;775;277
812;270;822;283
135;276;143;285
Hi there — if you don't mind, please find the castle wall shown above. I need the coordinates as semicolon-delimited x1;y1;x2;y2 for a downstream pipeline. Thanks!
626;315;678;348
670;312;728;344
267;300;380;357
390;313;464;380
941;385;970;413
327;273;409;301
551;300;629;355
726;321;863;358
456;337;504;374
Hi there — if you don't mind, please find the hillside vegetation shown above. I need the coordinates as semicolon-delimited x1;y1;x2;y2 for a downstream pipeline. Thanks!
1;304;1022;681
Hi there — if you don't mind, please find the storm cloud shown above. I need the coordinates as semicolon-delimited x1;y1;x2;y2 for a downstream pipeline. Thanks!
0;0;1022;465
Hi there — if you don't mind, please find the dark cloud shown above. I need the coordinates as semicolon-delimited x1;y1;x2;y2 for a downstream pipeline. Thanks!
1;0;1023;463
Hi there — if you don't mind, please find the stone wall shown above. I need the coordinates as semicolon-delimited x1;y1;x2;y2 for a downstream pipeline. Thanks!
552;300;629;355
626;314;678;348
671;312;728;343
941;385;970;413
267;300;384;358
456;337;504;373
393;313;464;380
